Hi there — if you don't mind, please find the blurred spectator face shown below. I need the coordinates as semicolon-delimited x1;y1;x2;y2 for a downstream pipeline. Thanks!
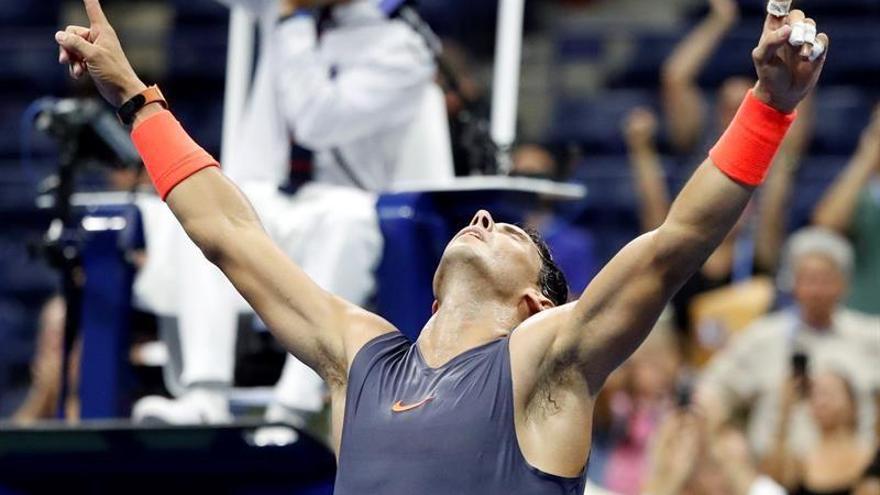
792;253;846;326
810;372;857;431
686;459;735;495
627;340;679;400
717;77;753;130
511;145;557;179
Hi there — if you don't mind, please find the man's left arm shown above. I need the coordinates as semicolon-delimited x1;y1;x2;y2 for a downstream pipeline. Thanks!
544;7;829;393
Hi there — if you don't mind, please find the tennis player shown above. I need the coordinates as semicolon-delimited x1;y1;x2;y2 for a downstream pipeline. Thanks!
55;0;828;492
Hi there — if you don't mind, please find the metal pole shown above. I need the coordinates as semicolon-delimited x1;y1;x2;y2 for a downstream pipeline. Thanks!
221;6;256;164
490;0;525;174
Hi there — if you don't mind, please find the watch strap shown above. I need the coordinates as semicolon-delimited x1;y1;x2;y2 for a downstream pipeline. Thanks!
118;85;167;126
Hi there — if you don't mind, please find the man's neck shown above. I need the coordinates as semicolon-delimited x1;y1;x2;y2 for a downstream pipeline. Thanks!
801;309;835;331
418;286;522;368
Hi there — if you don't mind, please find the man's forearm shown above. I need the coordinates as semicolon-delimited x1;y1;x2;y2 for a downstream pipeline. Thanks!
125;101;264;263
654;161;753;278
165;168;264;264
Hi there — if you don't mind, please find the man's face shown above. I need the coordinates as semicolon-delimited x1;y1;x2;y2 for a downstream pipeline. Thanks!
434;210;544;303
791;253;846;323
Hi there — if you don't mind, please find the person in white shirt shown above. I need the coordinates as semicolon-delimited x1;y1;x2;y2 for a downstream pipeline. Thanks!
696;227;880;457
132;0;452;424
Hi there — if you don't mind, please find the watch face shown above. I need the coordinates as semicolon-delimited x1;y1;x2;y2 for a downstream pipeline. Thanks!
119;94;148;124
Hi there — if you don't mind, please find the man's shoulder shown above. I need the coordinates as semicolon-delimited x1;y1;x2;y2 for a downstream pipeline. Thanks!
835;307;880;339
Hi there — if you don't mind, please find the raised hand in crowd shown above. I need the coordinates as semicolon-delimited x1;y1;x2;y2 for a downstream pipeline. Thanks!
662;0;741;153
623;108;671;233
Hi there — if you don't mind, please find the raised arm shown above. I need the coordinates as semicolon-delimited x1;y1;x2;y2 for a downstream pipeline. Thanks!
662;0;739;154
760;377;803;490
547;7;828;392
623;107;672;232
55;0;395;383
812;105;880;233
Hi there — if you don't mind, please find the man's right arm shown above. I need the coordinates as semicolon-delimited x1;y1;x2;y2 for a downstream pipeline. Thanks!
55;0;396;383
165;167;396;382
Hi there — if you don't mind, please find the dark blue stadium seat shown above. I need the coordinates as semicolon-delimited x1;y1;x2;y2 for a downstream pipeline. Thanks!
788;155;850;227
0;0;61;27
171;0;229;26
545;85;878;159
0;29;67;94
561;20;880;89
545;90;657;154
811;87;878;155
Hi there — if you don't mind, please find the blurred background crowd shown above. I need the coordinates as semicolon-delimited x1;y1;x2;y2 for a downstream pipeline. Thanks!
0;0;878;494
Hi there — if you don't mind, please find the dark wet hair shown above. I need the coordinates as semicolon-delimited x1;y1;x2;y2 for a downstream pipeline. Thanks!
526;229;569;307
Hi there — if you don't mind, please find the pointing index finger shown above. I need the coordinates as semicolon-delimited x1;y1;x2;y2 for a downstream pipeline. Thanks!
83;0;109;26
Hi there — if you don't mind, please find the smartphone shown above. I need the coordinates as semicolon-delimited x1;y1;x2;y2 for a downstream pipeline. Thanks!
676;379;693;409
792;352;810;397
792;352;809;378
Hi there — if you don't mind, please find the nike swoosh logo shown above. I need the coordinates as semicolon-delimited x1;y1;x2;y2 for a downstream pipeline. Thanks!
391;396;434;413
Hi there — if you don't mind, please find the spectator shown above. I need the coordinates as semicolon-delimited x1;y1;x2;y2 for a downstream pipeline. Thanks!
764;371;874;494
622;108;669;234
511;144;599;298
813;105;880;316
11;296;78;424
696;227;880;457
661;0;742;156
600;320;680;495
644;410;786;495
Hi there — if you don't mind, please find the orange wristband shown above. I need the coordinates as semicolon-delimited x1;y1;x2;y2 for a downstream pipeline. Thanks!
131;110;219;200
709;90;797;186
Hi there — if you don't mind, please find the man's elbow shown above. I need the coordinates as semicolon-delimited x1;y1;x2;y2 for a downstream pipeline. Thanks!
651;224;711;281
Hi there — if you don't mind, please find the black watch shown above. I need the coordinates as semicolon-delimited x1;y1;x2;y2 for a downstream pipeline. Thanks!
117;85;167;125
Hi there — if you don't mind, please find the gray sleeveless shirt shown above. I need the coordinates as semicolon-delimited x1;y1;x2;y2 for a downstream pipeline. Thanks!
334;332;587;494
